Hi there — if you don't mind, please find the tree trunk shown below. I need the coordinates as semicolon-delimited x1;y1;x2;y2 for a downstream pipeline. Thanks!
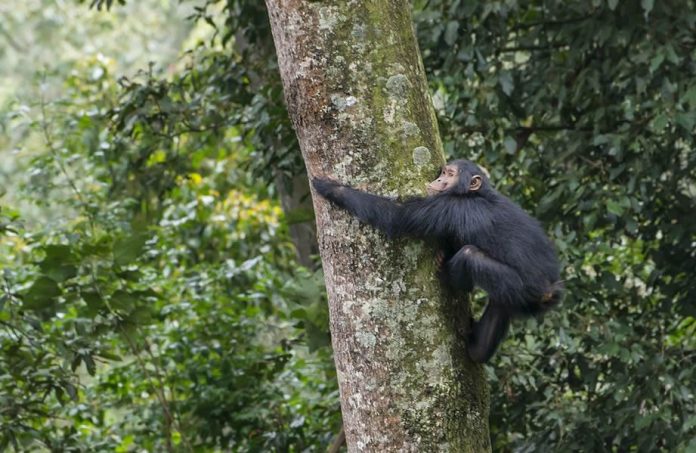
265;1;490;451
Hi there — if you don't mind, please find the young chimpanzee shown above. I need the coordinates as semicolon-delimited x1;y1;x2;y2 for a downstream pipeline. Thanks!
312;159;562;363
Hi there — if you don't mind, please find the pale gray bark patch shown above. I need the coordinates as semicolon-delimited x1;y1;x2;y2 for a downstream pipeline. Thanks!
265;1;491;451
413;146;432;167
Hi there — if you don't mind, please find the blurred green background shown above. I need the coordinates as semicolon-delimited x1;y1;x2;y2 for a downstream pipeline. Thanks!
0;0;694;451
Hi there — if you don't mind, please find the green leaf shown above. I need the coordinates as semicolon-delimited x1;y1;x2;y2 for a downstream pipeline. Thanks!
305;321;330;352
626;218;638;234
110;290;137;313
126;306;154;325
593;134;610;145
444;21;459;46
607;0;619;10
55;387;65;406
84;355;96;376
43;244;72;258
641;0;654;16
650;113;669;131
303;302;325;325
82;291;104;317
499;71;513;96
71;354;82;371
636;414;655;430
97;351;123;361
23;277;60;310
683;415;696;433
676;112;696;131
65;383;78;401
649;53;664;73
607;200;624;215
504;136;517;154
682;85;696;106
114;234;147;266
39;245;77;283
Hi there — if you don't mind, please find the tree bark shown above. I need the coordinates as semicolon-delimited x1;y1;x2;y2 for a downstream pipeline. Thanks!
265;1;490;451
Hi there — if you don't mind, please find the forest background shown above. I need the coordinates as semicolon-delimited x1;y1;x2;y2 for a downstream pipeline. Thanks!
0;0;694;451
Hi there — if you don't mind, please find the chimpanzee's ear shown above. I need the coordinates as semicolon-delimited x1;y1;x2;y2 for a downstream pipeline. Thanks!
469;175;483;191
478;165;490;179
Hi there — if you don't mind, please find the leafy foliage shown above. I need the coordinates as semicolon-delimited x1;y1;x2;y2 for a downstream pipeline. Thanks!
0;3;338;451
414;0;696;450
1;0;695;451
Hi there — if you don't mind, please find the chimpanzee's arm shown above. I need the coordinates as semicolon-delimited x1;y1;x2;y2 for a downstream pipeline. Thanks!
312;178;409;237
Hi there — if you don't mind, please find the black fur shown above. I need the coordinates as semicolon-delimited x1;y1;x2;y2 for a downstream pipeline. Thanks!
313;159;562;363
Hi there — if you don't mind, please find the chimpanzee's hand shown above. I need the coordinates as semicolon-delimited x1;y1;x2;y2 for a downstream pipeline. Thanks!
435;250;445;270
312;177;344;199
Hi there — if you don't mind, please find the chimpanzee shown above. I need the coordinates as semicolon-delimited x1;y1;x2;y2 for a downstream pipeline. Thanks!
312;159;562;363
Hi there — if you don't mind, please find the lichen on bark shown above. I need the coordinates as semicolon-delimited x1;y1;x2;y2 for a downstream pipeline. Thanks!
265;0;490;451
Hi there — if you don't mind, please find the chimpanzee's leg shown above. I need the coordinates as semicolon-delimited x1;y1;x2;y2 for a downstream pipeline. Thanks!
446;245;523;362
467;304;510;363
446;245;524;305
436;246;473;293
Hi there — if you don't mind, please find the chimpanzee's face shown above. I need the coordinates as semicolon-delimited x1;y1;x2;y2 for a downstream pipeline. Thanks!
427;164;459;195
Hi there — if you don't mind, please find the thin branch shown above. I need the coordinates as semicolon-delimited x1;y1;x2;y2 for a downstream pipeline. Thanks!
328;426;346;453
459;124;593;135
38;79;95;231
497;43;569;53
120;329;177;452
141;335;194;452
511;14;595;31
0;24;26;52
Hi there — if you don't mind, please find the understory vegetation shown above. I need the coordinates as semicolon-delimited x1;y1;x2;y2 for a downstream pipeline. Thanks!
0;0;694;451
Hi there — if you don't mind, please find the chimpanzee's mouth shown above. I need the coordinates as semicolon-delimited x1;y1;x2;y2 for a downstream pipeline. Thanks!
426;185;446;194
